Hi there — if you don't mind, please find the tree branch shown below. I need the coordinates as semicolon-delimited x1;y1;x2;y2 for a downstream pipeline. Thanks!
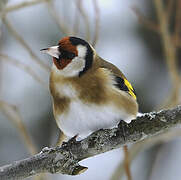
2;17;50;72
77;0;91;41
0;106;181;179
92;0;100;47
0;100;37;155
46;0;70;35
154;0;181;106
0;54;46;87
4;0;49;13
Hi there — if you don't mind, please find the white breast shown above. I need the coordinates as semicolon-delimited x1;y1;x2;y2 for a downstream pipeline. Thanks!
56;100;134;139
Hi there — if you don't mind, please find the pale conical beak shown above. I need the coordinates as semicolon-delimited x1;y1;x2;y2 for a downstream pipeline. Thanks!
40;46;60;59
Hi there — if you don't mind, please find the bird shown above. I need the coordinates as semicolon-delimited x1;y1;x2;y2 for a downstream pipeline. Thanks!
41;36;138;140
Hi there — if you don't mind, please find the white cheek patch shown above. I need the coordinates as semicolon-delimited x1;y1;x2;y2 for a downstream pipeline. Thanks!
51;45;87;77
63;57;85;76
77;45;87;58
52;57;86;77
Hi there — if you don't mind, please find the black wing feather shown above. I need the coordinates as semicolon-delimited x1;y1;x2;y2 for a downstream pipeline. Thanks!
113;75;136;99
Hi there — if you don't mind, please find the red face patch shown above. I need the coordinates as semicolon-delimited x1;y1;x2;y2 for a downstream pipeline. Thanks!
53;57;72;70
58;37;78;56
53;37;78;70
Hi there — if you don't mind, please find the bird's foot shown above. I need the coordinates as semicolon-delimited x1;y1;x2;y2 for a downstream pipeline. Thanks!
68;134;79;144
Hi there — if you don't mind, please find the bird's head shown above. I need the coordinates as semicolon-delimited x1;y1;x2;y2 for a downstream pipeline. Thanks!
41;36;94;77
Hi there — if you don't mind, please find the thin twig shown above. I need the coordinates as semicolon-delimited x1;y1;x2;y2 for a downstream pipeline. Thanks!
0;101;37;155
112;3;181;180
133;5;181;109
166;0;174;21
2;17;50;72
123;146;132;180
173;0;181;47
0;52;3;97
0;61;2;96
4;0;49;13
132;7;160;33
0;106;181;179
92;0;100;47
0;53;47;87
140;1;181;179
110;128;181;180
77;0;91;41
154;0;181;107
72;0;80;36
0;101;48;180
111;143;144;180
46;0;70;35
133;6;181;49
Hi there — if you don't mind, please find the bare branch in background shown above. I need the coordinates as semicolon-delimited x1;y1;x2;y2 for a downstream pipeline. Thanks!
110;128;181;180
148;1;181;178
132;7;160;33
46;0;70;35
166;0;174;21
133;4;181;109
131;1;181;179
123;146;132;180
92;0;100;47
132;6;181;49
0;101;37;155
0;106;181;179
0;54;47;87
77;0;91;41
115;3;181;180
154;0;181;107
72;0;80;36
2;17;50;72
0;33;3;97
0;61;2;95
173;0;181;47
4;0;49;13
0;101;49;180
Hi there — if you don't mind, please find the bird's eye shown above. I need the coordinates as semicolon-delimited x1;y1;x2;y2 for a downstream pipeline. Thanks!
61;51;76;59
67;52;76;59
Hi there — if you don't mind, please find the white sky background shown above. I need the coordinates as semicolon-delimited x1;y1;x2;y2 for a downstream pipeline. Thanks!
0;0;181;180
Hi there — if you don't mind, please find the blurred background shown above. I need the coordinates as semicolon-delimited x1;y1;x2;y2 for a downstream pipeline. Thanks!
0;0;181;180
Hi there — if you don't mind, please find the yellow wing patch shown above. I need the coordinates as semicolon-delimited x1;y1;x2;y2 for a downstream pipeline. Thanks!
124;79;137;100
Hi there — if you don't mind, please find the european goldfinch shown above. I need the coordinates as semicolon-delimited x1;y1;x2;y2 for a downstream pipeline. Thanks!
41;36;138;139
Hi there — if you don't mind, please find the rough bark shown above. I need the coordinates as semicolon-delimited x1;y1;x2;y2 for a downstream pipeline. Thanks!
0;106;181;180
